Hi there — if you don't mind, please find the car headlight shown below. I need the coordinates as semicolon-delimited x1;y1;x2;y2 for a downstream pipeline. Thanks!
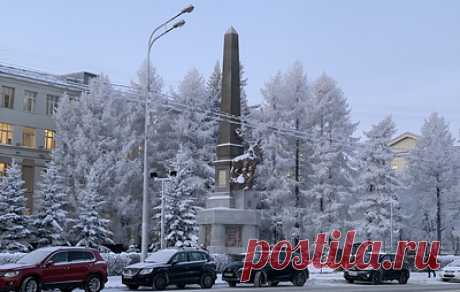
139;268;154;275
3;271;20;278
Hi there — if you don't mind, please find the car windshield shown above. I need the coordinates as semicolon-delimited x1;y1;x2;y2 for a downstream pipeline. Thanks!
361;253;385;263
448;259;460;267
17;249;53;264
145;249;177;263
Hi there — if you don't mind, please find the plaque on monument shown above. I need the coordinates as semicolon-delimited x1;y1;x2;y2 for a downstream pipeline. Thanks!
225;225;242;247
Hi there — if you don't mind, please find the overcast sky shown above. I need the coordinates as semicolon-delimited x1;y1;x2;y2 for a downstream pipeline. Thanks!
2;0;459;137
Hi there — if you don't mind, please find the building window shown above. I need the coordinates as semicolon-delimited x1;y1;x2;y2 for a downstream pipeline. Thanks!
68;94;79;103
44;129;55;150
46;95;59;115
0;123;13;145
1;86;15;109
23;90;37;112
0;162;7;176
22;127;36;148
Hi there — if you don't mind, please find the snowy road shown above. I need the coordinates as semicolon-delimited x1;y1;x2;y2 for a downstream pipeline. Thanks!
103;272;460;292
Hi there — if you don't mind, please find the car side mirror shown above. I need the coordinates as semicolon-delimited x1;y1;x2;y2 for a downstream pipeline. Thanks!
46;260;55;267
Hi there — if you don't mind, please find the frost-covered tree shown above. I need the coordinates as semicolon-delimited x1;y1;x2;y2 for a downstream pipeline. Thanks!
253;62;310;241
71;162;113;250
406;113;459;245
205;61;222;163
172;68;214;201
0;161;32;252
351;116;400;245
163;147;199;247
32;160;70;247
306;74;358;234
54;72;152;244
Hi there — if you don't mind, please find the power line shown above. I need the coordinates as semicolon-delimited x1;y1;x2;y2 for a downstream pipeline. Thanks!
109;83;313;142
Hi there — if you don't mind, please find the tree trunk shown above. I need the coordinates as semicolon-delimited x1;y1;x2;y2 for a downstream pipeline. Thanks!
436;186;442;243
295;118;300;207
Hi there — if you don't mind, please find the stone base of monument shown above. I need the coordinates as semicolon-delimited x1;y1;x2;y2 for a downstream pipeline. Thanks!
197;207;260;254
205;190;259;209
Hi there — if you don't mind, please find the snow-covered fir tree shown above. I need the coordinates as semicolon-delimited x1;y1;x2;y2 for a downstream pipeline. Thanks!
253;62;310;241
32;159;70;247
405;113;459;246
205;61;222;164
306;74;358;234
0;161;32;252
351;116;400;246
54;73;148;244
71;162;113;250
163;146;200;247
172;68;214;203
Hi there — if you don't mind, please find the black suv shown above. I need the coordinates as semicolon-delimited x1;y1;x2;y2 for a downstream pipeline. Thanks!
222;252;309;287
122;248;216;290
344;253;410;285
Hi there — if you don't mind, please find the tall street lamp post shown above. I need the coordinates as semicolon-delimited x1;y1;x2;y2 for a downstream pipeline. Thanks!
151;170;177;249
141;5;194;262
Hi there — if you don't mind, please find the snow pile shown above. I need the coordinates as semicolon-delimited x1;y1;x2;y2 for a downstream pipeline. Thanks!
212;253;232;272
101;252;140;276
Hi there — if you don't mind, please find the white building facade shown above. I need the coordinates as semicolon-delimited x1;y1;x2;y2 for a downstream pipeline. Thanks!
0;64;95;213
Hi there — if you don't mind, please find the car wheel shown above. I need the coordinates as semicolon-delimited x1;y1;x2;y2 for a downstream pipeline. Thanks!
398;272;408;284
20;277;41;292
292;271;308;287
200;273;214;289
269;280;279;287
253;271;266;287
85;275;102;292
176;283;185;289
346;278;354;284
372;271;382;285
228;281;237;287
152;274;168;291
127;285;139;290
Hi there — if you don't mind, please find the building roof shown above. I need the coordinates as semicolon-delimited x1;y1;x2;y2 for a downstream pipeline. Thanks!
0;63;94;91
388;131;419;147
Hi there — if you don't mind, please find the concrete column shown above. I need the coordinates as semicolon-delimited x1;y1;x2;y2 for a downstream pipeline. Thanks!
32;165;44;214
242;225;259;249
210;224;226;253
36;129;45;149
13;126;22;146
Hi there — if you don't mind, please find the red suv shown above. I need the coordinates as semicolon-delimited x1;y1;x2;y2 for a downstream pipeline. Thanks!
0;247;108;292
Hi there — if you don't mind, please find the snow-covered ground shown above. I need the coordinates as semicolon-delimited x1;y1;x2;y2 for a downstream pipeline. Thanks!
105;271;457;289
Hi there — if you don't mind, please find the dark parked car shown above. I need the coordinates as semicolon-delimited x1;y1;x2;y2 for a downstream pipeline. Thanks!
0;246;108;292
222;252;309;287
344;253;410;285
122;248;216;290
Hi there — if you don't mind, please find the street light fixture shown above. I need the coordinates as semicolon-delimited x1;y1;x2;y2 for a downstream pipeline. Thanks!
151;170;177;250
141;5;194;262
181;5;194;14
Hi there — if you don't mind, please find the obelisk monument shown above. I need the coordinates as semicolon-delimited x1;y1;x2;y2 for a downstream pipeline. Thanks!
197;27;260;254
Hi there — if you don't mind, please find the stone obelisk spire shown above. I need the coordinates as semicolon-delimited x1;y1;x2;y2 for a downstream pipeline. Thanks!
198;27;259;254
211;26;244;207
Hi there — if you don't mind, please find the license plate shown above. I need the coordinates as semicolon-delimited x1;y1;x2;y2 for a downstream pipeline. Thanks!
224;273;234;277
123;275;133;279
349;271;358;276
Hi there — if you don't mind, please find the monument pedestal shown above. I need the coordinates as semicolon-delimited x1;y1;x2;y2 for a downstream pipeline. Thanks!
197;206;260;254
